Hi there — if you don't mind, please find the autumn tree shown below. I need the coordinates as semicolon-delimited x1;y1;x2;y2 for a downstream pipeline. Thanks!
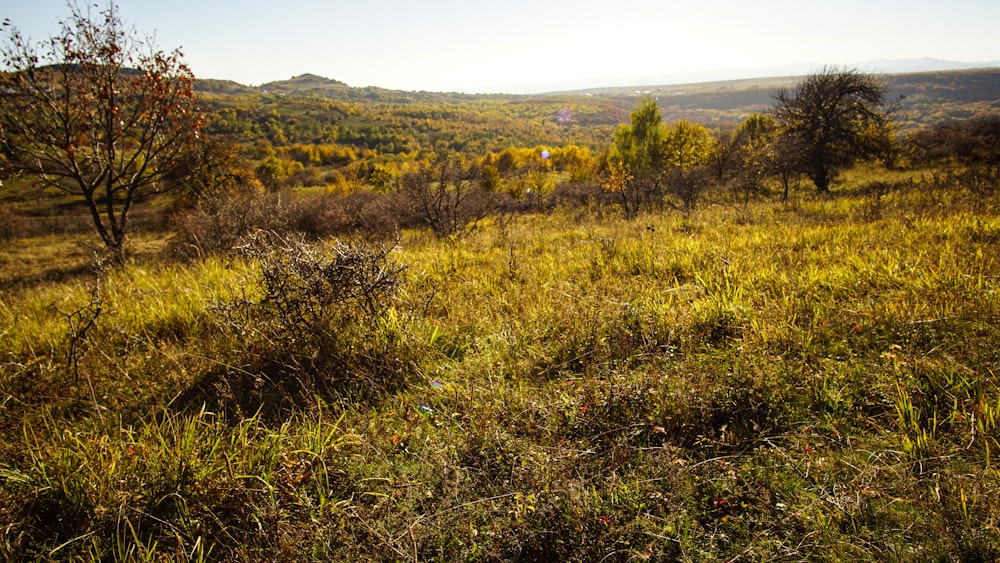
772;67;895;192
551;145;595;182
168;133;262;210
0;1;202;262
663;121;713;171
661;120;715;212
730;113;779;204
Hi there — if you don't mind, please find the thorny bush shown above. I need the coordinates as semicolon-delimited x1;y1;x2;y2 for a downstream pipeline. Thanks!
204;231;409;415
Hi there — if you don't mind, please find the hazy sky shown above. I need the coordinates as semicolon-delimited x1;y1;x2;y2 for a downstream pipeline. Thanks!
4;0;999;93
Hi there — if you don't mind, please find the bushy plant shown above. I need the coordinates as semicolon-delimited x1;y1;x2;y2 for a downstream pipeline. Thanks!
169;187;405;259
398;155;499;238
197;231;409;416
905;115;1000;168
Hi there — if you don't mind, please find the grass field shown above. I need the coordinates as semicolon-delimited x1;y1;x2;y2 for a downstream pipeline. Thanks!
1;169;998;560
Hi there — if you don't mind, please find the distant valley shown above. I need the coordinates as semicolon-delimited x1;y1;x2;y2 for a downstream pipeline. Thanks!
195;66;1000;133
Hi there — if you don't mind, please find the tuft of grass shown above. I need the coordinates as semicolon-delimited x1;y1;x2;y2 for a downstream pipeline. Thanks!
0;407;359;561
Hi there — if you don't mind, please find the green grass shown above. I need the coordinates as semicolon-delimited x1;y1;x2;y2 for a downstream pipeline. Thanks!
1;172;999;560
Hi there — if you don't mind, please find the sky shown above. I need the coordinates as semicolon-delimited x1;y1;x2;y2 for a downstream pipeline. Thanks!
3;0;1000;94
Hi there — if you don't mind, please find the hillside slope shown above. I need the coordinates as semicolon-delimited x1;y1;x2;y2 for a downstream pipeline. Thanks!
196;68;1000;131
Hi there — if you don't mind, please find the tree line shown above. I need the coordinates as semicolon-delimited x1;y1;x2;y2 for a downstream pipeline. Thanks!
2;1;998;261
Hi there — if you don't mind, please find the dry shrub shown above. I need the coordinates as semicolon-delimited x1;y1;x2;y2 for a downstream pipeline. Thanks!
168;187;413;259
186;231;410;418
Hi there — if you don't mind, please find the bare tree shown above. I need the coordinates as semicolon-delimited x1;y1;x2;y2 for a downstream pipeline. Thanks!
398;155;495;238
0;1;202;262
772;67;895;192
709;125;739;181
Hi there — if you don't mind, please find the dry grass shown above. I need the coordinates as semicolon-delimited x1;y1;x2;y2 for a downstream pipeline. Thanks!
1;170;998;560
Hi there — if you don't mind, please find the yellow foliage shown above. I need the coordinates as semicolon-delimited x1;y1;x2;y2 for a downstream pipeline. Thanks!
602;159;632;194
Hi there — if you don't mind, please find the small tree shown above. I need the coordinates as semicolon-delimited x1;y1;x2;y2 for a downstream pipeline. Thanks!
398;155;495;238
662;120;715;212
772;67;895;192
0;1;202;262
709;125;739;181
607;97;667;218
730;113;779;204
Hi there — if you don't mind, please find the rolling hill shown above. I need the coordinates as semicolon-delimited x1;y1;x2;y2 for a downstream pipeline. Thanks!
197;67;1000;133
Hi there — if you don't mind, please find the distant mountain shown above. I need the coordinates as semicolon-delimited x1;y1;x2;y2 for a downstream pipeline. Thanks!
196;60;1000;99
540;67;1000;129
196;73;510;104
535;58;1000;96
856;57;1000;74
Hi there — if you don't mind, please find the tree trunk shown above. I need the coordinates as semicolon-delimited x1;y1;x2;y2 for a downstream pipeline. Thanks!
810;166;830;193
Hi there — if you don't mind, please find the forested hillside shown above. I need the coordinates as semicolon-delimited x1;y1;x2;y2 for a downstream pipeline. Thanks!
193;68;1000;165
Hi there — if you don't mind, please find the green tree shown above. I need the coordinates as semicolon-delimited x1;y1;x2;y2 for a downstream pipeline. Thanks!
0;1;202;262
772;67;895;192
255;156;288;190
607;97;666;217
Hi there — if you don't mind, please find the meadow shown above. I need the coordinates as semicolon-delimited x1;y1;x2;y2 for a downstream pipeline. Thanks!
0;166;997;561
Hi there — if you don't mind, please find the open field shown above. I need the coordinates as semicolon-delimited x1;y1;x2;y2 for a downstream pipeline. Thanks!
1;169;998;560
